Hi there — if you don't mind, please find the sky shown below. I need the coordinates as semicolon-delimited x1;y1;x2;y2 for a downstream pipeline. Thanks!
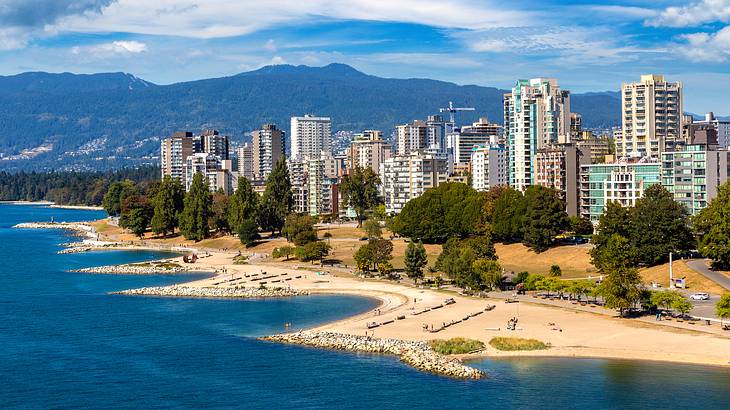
1;0;730;114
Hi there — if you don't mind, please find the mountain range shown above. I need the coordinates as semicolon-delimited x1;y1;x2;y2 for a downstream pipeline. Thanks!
0;63;622;171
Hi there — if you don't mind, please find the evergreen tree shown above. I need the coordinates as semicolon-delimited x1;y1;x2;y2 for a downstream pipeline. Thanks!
404;241;428;283
119;195;152;238
227;177;259;233
180;173;212;241
590;201;636;271
103;180;138;216
150;176;182;237
238;218;260;247
211;191;231;233
282;213;317;246
694;182;730;269
630;184;693;266
339;166;381;226
522;185;569;252
259;158;292;235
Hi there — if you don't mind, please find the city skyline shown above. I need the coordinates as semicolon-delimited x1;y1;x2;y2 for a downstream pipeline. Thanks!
1;1;730;114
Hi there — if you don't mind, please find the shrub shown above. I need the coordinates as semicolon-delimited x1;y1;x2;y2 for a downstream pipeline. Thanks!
429;338;485;355
489;337;549;351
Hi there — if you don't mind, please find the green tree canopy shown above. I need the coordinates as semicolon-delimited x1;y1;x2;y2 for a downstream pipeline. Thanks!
694;182;730;269
179;173;212;241
596;235;643;317
150;175;184;237
238;218;260;247
522;185;569;253
296;241;331;264
404;241;428;283
259;158;292;235
362;218;383;239
354;238;394;272
716;294;730;320
227;177;259;234
391;182;487;243
590;201;638;272
119;195;152;238
490;186;526;243
282;213;318;246
339;166;381;226
103;179;138;216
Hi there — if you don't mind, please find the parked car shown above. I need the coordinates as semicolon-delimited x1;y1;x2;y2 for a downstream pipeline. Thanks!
690;292;710;301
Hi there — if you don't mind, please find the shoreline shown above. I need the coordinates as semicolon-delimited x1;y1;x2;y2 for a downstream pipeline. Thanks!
0;200;103;210
15;216;730;375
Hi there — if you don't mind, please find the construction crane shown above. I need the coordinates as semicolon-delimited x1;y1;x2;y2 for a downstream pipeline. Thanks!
439;101;475;124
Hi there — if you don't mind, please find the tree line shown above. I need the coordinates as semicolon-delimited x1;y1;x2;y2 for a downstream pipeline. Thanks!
0;166;158;205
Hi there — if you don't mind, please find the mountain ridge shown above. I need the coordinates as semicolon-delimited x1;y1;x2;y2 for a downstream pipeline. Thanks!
0;63;621;171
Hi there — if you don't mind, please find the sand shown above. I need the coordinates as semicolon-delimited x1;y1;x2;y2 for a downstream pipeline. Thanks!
137;251;730;368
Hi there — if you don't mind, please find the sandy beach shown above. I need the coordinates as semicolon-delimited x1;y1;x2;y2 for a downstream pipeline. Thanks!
114;250;730;368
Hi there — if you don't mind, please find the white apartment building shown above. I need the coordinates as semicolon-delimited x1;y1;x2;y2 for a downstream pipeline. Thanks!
396;120;428;155
184;153;235;194
448;118;501;167
348;130;392;173
201;130;229;160
693;112;730;148
287;159;309;214
470;143;507;192
618;74;683;158
236;144;254;181
380;152;449;214
251;123;285;180
290;115;332;159
160;131;194;180
504;78;571;191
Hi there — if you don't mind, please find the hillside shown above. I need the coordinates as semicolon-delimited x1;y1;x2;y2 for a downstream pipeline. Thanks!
0;64;620;171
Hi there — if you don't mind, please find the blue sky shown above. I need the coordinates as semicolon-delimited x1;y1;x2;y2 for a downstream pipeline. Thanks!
1;0;730;113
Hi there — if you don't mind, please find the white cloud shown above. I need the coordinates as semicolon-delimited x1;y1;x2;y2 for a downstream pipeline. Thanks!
71;40;148;56
54;0;529;39
649;0;730;27
590;5;657;19
675;26;730;60
0;27;30;50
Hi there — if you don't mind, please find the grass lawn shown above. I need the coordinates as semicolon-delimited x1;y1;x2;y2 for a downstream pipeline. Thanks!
489;337;549;351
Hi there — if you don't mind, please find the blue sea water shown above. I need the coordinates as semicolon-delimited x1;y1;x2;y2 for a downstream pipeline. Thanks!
1;203;729;409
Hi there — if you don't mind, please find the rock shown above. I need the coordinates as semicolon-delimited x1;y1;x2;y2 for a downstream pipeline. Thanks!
112;285;309;298
261;331;485;380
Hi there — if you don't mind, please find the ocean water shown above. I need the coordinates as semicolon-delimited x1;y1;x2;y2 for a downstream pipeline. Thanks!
1;203;729;409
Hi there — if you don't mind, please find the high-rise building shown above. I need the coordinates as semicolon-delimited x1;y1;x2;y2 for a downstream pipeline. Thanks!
348;130;392;173
287;159;309;214
618;74;683;158
201;129;230;160
306;154;341;216
396;120;428;155
570;112;582;139
579;160;661;224
575;131;612;164
661;144;730;215
504;78;571;191
237;143;254;181
535;143;590;216
425;115;452;153
183;153;235;194
290;115;332;159
252;124;285;180
685;112;730;148
380;152;449;214
448;118;501;166
470;143;507;192
160;131;194;180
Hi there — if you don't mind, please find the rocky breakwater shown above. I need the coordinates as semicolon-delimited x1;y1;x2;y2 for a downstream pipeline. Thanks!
113;285;310;298
14;221;94;236
262;331;485;379
71;262;191;275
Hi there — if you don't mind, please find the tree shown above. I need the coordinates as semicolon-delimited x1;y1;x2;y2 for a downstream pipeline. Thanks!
272;246;295;261
354;239;393;272
596;235;643;317
472;259;503;290
522;185;569;252
591;202;637;272
362;218;382;239
535;276;565;297
549;264;562;277
672;296;693;318
119;195;152;238
339;166;381;226
694;182;730;269
210;191;230;233
227;177;259;233
150;175;184;237
650;290;682;312
391;182;487;243
238;218;260;247
569;215;594;236
179;173;212;241
716;294;730;322
103;179;138;216
282;213;317;246
258;158;292;235
404;241;428;283
490;186;526;243
296;241;331;264
630;184;693;266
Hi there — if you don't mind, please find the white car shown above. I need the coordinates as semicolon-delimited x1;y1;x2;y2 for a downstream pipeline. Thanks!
690;292;710;301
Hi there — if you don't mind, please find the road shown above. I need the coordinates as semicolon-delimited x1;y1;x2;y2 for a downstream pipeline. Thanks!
686;259;730;291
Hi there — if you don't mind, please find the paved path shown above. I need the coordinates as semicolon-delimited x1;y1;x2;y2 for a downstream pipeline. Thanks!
686;259;730;291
